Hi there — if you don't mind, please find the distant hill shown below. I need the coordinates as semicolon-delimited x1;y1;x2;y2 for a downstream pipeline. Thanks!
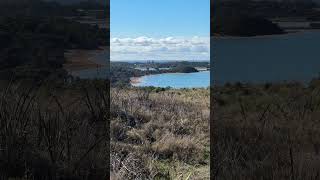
219;0;319;3
213;15;284;36
212;0;320;36
172;66;199;73
44;0;107;5
0;0;108;16
0;0;107;6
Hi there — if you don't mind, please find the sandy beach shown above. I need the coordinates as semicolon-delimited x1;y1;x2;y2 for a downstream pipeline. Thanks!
63;47;108;71
130;77;143;85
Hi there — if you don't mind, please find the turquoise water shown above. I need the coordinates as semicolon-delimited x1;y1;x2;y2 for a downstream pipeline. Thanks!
132;71;210;88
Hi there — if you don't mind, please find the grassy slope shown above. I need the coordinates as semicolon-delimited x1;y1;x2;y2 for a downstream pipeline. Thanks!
110;88;210;179
0;80;109;179
213;82;320;179
5;78;320;179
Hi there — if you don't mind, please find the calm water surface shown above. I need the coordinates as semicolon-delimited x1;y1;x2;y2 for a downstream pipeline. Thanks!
72;31;320;86
70;50;109;79
213;31;320;84
133;71;210;88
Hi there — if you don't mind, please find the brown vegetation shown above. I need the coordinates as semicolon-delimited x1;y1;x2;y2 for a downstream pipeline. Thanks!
110;88;210;179
0;80;109;179
213;81;320;179
64;48;107;71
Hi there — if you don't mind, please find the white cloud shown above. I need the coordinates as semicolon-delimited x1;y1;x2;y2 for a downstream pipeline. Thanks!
111;36;210;61
191;45;208;53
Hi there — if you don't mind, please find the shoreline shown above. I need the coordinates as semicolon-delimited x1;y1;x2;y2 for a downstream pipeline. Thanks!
63;46;108;71
212;29;320;39
130;76;143;85
130;70;210;86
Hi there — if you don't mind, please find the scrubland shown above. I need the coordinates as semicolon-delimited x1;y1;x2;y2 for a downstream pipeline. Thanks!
110;87;210;179
0;80;210;180
5;77;320;180
0;80;109;179
213;81;320;179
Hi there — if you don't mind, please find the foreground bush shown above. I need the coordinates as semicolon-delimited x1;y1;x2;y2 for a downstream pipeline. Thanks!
213;82;320;179
0;80;109;179
110;88;210;179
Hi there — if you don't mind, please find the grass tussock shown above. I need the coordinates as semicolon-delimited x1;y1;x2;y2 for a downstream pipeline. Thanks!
213;81;320;180
110;87;210;180
0;80;109;180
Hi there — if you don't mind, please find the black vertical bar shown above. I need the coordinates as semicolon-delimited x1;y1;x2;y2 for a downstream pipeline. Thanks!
106;0;111;179
210;0;214;179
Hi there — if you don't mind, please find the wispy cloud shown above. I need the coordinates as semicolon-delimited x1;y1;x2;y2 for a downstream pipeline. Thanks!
111;36;210;61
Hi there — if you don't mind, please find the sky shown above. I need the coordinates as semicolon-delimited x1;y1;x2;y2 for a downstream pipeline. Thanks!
111;0;210;61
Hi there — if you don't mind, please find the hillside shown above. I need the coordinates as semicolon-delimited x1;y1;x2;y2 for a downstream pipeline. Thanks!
0;0;108;81
172;66;199;73
213;80;320;179
212;0;320;36
45;0;107;5
111;87;210;179
213;15;284;36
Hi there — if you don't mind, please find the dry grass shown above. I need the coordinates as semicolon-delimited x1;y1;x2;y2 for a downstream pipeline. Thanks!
110;87;210;179
213;82;320;179
0;80;109;179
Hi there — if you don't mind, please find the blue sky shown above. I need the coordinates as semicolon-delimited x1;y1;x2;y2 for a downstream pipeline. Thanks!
111;0;210;61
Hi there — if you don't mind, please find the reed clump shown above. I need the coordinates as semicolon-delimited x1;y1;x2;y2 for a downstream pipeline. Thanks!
110;87;210;180
213;81;320;180
0;80;109;180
